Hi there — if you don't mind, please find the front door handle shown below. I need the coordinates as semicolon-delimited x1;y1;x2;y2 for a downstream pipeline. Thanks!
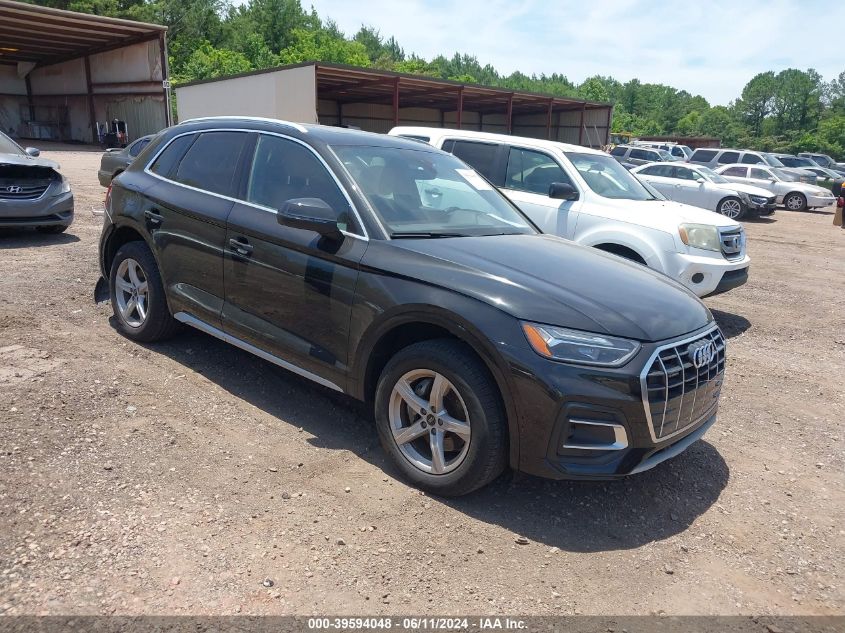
229;237;253;256
144;209;164;225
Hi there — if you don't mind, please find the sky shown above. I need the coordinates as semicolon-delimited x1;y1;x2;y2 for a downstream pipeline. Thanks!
302;0;845;105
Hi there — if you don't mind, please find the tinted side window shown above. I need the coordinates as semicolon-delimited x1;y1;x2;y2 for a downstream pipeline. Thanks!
741;153;763;164
643;164;673;177
610;146;627;156
629;149;650;160
690;149;717;162
674;167;698;180
505;147;571;195
722;166;747;177
441;139;455;152
448;140;498;179
149;135;195;177
717;151;739;164
246;134;349;222
172;132;251;197
129;138;151;158
671;146;685;157
750;168;770;180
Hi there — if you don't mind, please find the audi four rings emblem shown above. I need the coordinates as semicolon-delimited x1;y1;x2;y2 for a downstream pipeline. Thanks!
6;186;22;193
688;340;717;369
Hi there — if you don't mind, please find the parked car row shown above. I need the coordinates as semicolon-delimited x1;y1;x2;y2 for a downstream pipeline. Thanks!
97;116;732;496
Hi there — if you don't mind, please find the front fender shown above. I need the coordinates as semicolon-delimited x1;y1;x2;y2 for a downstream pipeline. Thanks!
577;226;675;273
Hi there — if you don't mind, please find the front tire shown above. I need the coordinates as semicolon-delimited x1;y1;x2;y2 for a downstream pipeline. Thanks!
374;339;507;496
109;240;178;342
717;196;746;220
783;192;807;211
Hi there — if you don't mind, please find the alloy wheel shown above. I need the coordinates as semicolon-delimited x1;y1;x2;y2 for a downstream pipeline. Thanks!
388;369;472;475
785;194;804;210
719;199;742;218
114;258;149;328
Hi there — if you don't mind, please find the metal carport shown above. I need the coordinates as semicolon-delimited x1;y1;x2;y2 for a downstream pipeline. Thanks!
0;0;169;144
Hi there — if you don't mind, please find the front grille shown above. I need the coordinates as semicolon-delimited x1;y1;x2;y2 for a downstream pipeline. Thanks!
0;183;50;200
640;327;725;441
719;228;744;261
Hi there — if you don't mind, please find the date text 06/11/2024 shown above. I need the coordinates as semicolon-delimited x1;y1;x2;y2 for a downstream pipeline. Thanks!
306;617;528;630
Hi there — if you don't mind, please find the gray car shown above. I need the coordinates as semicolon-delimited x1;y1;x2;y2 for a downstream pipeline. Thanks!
97;135;154;187
0;131;73;233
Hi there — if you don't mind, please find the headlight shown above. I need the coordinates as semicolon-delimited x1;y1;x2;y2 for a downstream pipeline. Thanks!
521;323;641;367
750;195;767;204
59;176;71;194
679;223;721;252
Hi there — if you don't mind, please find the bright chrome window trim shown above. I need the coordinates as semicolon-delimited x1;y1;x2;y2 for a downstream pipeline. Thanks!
142;127;369;239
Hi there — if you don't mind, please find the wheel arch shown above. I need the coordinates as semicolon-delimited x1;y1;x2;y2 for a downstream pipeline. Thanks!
352;306;521;469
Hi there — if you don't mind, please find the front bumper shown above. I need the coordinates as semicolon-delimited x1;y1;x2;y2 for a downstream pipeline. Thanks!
670;252;751;297
747;198;776;215
0;191;74;228
509;324;723;480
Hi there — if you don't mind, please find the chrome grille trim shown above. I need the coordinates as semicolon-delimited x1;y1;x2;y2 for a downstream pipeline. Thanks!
0;183;50;201
719;228;744;261
640;325;725;443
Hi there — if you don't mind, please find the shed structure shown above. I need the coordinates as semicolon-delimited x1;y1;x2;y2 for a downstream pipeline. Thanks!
0;0;170;144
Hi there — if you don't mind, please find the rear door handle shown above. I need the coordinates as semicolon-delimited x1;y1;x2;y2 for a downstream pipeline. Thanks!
228;237;253;256
144;209;164;224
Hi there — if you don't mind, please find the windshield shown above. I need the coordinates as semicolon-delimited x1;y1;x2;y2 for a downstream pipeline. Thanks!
0;131;25;156
657;149;679;161
696;166;730;184
332;145;536;237
679;145;693;158
763;154;784;167
772;168;799;182
566;152;657;200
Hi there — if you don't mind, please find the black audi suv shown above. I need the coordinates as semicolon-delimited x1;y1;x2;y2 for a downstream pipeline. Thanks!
98;117;725;496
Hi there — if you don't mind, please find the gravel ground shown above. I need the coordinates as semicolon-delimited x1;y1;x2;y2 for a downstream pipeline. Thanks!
0;148;843;616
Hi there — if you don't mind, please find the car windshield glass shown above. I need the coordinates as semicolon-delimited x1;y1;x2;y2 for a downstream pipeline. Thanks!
679;145;693;158
772;168;798;182
332;145;536;237
697;166;730;184
0;132;25;156
763;154;784;167
566;152;657;200
657;149;678;161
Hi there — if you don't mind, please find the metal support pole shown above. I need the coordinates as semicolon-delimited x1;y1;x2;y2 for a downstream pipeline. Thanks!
578;103;586;145
456;88;464;129
84;56;96;144
506;93;513;134
393;77;400;127
546;99;553;140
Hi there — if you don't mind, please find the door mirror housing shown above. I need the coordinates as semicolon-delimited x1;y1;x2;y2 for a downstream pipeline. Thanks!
278;198;343;240
695;177;706;184
25;147;40;157
548;182;579;201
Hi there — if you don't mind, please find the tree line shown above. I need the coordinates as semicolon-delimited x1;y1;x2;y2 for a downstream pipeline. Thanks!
27;0;845;158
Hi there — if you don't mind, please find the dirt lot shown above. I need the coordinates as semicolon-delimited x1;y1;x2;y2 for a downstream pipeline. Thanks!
1;148;843;617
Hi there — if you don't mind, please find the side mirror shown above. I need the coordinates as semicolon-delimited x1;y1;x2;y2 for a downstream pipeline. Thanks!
25;147;40;157
695;178;705;184
278;198;343;240
549;182;579;201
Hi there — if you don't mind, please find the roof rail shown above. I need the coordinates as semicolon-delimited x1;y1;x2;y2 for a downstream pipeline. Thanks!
177;116;308;134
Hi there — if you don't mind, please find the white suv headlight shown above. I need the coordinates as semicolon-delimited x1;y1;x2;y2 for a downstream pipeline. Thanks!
679;223;721;252
521;323;641;367
59;175;71;194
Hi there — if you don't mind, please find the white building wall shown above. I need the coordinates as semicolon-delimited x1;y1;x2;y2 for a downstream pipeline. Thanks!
175;65;317;124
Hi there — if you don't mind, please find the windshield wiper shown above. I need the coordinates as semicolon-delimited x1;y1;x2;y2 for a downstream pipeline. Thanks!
390;231;471;239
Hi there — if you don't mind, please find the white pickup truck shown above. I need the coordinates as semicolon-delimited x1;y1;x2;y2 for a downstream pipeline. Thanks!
388;127;751;297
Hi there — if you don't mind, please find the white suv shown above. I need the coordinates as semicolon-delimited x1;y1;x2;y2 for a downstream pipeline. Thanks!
388;127;751;297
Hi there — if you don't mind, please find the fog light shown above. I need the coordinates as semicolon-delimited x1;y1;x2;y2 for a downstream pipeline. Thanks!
562;419;628;451
691;272;705;284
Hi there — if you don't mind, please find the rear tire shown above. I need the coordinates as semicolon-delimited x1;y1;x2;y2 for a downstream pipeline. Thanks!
36;225;68;234
717;196;746;220
109;240;178;343
374;339;507;496
783;192;807;211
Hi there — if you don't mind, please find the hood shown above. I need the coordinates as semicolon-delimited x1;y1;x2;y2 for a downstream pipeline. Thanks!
596;196;741;231
0;152;60;170
713;181;773;198
795;182;837;195
381;234;713;342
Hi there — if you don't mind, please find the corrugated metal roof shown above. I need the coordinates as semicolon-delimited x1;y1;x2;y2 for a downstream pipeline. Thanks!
0;0;166;67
